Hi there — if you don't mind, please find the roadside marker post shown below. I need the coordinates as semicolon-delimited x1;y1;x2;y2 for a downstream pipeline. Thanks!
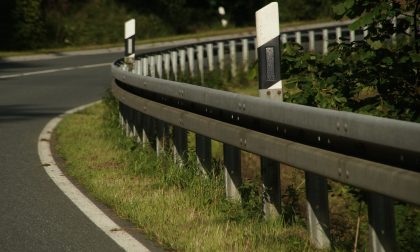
256;2;282;220
124;19;135;71
256;3;331;249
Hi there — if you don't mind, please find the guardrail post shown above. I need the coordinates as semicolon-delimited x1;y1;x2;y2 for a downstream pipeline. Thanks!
256;2;282;219
223;144;241;201
149;56;156;77
229;40;237;78
124;19;135;71
206;43;214;72
350;30;356;43
133;110;142;144
179;49;186;76
196;134;212;174
128;106;135;138
164;53;170;79
253;37;258;60
171;51;178;81
363;26;369;38
308;30;315;51
280;34;287;44
305;172;331;249
322;28;329;54
156;55;163;78
142;115;156;149
197;45;204;83
142;57;149;76
367;193;396;252
295;31;301;44
173;126;187;164
336;27;342;43
187;47;195;77
134;59;142;75
241;39;249;72
156;120;168;156
217;42;224;71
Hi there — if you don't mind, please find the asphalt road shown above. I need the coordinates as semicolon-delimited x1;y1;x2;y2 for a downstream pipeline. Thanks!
0;50;153;251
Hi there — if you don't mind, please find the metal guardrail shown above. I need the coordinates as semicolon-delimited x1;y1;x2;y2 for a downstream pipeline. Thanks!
112;17;419;251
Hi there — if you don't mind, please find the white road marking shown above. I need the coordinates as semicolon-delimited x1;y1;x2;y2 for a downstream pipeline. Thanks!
0;63;110;79
38;101;150;252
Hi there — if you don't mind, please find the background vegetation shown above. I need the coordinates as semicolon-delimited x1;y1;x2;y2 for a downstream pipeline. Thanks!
0;0;338;50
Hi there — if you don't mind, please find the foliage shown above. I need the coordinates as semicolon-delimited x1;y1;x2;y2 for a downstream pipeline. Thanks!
12;0;46;49
281;0;420;122
0;0;338;50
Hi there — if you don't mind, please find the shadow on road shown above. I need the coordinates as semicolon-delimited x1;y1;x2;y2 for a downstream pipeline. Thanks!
0;104;65;123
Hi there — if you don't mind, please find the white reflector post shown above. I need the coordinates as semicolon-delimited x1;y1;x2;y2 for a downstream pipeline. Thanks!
255;2;281;100
124;19;135;59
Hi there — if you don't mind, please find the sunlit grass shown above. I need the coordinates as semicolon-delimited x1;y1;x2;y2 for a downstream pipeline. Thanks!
54;99;317;251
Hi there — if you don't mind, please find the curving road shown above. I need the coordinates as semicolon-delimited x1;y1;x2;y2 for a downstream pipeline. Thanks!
0;49;161;251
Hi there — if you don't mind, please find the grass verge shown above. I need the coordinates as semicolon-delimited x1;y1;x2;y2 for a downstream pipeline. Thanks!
54;97;316;251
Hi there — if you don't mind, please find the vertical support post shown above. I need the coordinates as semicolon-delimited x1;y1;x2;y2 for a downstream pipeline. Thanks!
196;134;212;174
124;19;135;71
217;42;225;71
336;27;342;44
280;34;287;44
142;57;149;76
156;55;163;78
350;30;356;43
156;120;168;156
322;28;329;54
197;45;204;83
295;31;301;44
223;144;241;201
164;53;170;79
173;126;188;164
305;172;331;249
133;110;142;144
256;2;282;219
254;37;258;60
187;47;195;77
179;49;186;76
128;106;135;138
142;115;155;149
149;56;156;77
229;40;237;78
367;193;396;252
206;43;214;72
171;51;178;81
308;30;315;51
363;26;369;38
135;60;142;75
242;39;249;72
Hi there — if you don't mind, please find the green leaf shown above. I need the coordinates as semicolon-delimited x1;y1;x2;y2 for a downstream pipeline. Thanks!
410;54;420;63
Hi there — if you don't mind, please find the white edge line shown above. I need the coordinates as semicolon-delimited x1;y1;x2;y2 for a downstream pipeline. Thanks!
38;101;150;252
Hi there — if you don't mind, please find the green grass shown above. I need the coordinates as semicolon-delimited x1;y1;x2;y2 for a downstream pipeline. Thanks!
54;97;317;251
